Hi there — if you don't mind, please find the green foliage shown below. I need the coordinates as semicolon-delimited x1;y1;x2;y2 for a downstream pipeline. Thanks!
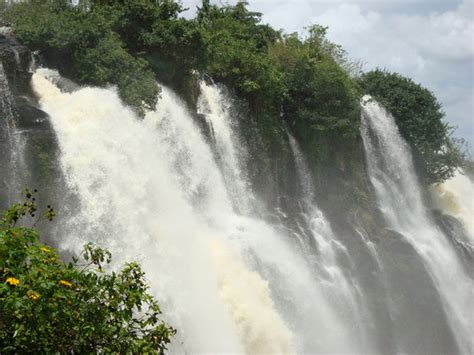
304;25;364;78
194;3;361;147
0;190;175;354
5;0;361;138
4;1;159;114
5;0;465;173
196;1;284;113
74;33;158;113
8;0;463;184
91;0;204;85
359;69;465;183
269;27;361;136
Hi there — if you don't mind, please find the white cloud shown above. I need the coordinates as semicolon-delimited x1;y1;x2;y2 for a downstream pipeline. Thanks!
312;0;473;150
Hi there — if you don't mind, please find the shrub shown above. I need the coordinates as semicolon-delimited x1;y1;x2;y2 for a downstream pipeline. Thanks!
3;1;159;114
0;190;175;354
196;0;284;113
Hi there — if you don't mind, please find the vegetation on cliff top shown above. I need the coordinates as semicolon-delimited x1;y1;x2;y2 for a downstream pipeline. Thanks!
3;0;360;132
3;1;160;115
0;190;175;354
2;0;466;183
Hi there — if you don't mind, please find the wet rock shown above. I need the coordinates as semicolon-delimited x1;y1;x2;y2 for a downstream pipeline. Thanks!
0;33;49;130
1;33;58;211
0;32;32;95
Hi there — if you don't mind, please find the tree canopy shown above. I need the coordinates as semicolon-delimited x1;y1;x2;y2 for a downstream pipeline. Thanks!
3;0;161;115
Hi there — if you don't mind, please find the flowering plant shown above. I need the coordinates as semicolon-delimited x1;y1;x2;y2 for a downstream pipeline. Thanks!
0;190;175;353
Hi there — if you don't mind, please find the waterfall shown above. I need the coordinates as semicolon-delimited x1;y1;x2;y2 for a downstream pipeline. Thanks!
287;133;315;200
288;132;375;352
32;69;301;354
0;62;27;205
30;68;375;354
431;170;474;241
361;96;474;354
198;82;366;352
26;67;473;354
197;81;253;214
196;82;361;353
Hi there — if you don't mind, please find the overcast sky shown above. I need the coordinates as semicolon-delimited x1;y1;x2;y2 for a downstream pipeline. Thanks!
182;0;474;154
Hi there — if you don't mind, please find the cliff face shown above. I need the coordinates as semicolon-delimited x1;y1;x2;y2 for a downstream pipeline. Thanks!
0;32;31;92
0;32;57;209
0;31;50;125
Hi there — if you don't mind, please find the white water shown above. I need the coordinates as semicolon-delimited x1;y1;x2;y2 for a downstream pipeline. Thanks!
196;83;360;353
30;69;364;354
197;81;253;214
288;133;351;287
431;170;474;241
288;132;374;352
361;96;474;354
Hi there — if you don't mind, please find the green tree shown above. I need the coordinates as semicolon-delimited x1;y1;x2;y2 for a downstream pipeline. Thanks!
89;0;204;85
4;1;160;114
359;69;465;183
0;190;176;354
269;26;360;136
196;0;284;113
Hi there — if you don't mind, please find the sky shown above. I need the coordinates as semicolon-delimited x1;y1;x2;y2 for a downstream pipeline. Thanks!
181;0;474;154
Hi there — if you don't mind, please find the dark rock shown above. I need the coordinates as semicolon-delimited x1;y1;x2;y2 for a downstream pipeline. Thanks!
1;34;49;132
1;33;59;213
0;33;32;96
14;95;49;130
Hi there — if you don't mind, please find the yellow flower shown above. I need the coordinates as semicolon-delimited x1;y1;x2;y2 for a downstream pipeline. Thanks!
40;247;50;253
6;277;20;286
59;280;72;287
27;291;40;301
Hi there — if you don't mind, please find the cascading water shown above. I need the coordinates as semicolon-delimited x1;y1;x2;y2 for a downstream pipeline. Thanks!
32;69;299;354
431;170;474;240
287;132;373;350
30;67;380;353
361;96;474;354
196;81;366;353
24;65;474;354
197;81;253;214
0;62;27;205
29;69;313;354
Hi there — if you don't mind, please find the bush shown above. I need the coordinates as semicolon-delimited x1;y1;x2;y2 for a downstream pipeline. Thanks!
196;0;284;113
269;26;360;136
359;69;465;183
4;1;159;114
0;190;175;354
